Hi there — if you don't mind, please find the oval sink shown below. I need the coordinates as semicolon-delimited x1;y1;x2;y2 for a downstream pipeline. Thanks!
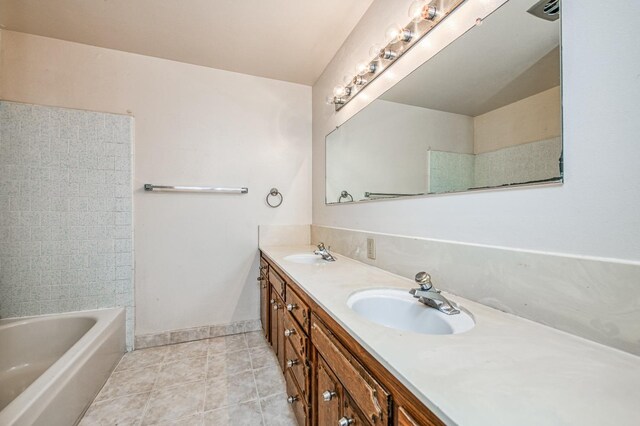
347;288;474;335
283;254;327;265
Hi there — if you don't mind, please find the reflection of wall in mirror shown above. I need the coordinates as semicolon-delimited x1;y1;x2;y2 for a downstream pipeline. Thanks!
326;100;473;202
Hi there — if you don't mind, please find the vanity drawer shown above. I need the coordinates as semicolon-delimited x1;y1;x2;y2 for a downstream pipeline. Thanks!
311;315;390;426
269;269;286;300
285;369;308;426
285;286;309;334
284;311;307;360
285;337;309;403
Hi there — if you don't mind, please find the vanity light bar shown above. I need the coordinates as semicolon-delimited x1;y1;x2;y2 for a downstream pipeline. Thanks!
327;0;465;111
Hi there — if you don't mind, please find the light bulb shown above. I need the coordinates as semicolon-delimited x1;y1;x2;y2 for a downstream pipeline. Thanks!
385;24;401;44
368;44;383;58
333;85;345;97
356;61;377;75
379;48;398;60
325;95;335;105
352;75;367;86
408;0;428;22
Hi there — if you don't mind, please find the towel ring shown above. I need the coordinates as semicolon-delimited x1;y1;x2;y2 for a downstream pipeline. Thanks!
338;190;353;203
266;188;283;208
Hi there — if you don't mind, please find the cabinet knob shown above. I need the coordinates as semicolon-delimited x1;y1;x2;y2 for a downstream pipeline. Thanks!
338;417;354;426
287;395;298;404
286;303;297;311
284;328;296;337
286;359;299;368
273;304;280;311
322;390;336;401
257;276;264;281
270;299;275;304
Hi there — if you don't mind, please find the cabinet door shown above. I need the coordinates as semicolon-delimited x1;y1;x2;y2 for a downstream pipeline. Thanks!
316;356;341;426
342;392;369;426
260;274;269;340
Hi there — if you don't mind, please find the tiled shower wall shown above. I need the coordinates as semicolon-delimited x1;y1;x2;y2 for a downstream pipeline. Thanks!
0;101;134;348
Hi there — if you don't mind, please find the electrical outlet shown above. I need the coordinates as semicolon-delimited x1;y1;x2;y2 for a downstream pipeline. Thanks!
367;238;376;260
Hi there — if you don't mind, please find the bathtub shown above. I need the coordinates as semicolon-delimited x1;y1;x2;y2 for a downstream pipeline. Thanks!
0;308;125;426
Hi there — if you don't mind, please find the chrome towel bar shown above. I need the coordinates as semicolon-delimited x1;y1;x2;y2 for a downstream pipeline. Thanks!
144;184;248;194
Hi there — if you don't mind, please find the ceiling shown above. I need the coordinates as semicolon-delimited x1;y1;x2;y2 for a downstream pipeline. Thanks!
381;0;560;116
0;0;374;85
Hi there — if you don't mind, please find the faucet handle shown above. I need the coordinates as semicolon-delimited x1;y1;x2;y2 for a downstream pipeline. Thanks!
414;272;433;290
317;242;325;250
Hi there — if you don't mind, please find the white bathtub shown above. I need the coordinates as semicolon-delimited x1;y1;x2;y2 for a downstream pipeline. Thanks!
0;308;125;426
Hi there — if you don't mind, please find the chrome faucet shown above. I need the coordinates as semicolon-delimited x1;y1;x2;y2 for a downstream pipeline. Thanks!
409;272;460;315
313;242;336;262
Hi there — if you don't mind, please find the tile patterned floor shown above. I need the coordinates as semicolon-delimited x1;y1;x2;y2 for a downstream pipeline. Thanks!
80;332;297;425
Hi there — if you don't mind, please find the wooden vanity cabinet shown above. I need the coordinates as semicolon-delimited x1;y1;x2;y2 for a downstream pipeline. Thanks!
259;258;269;340
259;253;445;426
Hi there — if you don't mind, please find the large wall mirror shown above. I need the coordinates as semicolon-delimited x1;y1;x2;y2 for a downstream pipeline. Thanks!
326;0;562;204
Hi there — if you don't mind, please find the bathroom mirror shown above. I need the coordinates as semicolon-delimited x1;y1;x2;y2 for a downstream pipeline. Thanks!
326;0;562;204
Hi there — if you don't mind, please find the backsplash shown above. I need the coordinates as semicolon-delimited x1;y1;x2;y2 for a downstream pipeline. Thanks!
311;225;640;355
0;101;134;348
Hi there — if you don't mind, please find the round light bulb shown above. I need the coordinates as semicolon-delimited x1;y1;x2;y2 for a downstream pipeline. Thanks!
333;85;345;97
325;95;335;105
385;24;401;44
355;61;368;75
368;44;383;58
408;0;428;22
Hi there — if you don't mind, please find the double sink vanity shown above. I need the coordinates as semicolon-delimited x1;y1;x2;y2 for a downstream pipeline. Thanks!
258;243;640;426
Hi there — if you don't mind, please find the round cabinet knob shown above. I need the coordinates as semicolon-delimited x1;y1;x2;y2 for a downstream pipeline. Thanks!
270;299;275;304
287;395;298;404
286;303;297;311
286;359;299;368
273;304;279;311
338;417;354;426
256;276;263;281
322;390;336;401
284;328;296;337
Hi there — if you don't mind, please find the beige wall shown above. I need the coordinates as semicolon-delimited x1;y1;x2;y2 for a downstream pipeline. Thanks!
473;86;561;154
0;30;312;335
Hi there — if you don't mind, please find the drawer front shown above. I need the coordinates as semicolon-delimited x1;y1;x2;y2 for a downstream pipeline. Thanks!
397;406;420;426
269;269;286;300
284;311;307;361
343;392;370;426
311;315;390;426
285;286;310;334
285;370;308;426
285;338;309;403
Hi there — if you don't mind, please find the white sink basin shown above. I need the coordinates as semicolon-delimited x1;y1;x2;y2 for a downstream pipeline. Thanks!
347;288;475;335
283;254;327;265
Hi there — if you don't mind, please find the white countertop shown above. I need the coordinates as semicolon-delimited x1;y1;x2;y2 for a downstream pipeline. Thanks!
260;245;640;426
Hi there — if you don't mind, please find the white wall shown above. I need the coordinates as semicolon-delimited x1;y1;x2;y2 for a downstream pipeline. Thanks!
0;30;312;335
326;100;473;202
312;0;640;262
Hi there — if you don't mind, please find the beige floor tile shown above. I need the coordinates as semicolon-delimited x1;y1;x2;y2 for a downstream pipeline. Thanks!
206;349;252;378
156;356;207;389
203;400;263;426
142;381;206;425
153;412;204;425
254;366;286;398
249;346;278;370
204;371;257;411
245;331;268;349
116;346;168;372
207;334;248;355
79;392;150;426
259;393;297;426
164;340;209;362
96;366;159;401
